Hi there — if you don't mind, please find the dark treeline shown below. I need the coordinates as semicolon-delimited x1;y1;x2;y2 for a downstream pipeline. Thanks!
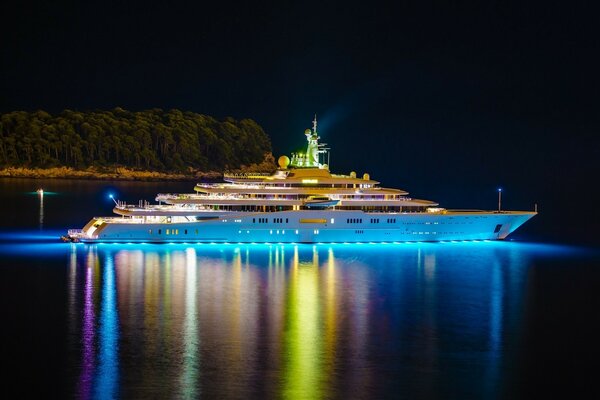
0;108;272;171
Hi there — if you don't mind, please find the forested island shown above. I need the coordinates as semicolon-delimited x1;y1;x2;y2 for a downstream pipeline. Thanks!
0;108;275;180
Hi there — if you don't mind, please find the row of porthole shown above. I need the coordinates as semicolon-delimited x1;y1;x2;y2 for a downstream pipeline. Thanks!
149;229;199;235
238;229;301;235
254;218;289;223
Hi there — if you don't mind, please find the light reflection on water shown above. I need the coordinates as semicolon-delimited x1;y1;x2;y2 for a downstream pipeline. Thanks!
2;238;593;398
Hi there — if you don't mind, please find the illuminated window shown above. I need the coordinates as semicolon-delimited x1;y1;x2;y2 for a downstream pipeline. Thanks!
330;218;334;224
166;229;170;235
149;229;152;234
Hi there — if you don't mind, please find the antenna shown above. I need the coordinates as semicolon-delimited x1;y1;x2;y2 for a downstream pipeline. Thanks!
313;114;317;133
497;188;502;212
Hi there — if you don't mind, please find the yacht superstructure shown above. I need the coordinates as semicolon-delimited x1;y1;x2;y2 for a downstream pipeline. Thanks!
66;117;536;243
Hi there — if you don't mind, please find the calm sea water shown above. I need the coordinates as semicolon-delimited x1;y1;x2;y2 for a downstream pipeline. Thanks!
1;178;599;399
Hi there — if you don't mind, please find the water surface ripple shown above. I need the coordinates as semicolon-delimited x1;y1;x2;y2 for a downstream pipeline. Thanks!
2;237;598;399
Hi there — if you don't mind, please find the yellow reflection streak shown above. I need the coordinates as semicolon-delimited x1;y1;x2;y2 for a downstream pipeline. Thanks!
282;246;323;399
323;247;338;398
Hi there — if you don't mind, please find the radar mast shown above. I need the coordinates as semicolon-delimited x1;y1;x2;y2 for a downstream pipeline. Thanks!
289;116;330;169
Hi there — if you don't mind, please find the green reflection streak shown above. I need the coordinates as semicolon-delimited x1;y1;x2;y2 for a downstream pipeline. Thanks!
179;248;199;399
282;246;323;400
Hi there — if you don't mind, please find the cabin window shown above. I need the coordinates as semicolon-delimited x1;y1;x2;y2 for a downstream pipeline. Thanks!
166;229;170;235
286;218;288;223
158;229;162;234
195;229;199;235
253;218;255;223
149;229;152;234
185;229;188;234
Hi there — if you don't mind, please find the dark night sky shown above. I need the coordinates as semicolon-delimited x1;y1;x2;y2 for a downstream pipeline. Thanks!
1;1;598;242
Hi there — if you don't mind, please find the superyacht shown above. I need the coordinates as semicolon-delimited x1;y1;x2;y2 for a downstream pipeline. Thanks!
65;117;536;243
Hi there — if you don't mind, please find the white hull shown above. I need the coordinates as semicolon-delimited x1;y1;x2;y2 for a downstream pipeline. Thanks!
75;210;536;243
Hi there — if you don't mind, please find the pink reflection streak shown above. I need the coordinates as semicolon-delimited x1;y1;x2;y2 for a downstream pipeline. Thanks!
78;266;95;399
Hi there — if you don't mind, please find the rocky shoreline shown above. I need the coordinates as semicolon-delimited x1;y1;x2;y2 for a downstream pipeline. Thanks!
0;166;223;181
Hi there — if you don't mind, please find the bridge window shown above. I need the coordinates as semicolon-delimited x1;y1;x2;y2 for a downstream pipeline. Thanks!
494;224;502;233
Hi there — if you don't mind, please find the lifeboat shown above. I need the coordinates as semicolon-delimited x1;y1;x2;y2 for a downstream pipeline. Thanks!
303;196;339;209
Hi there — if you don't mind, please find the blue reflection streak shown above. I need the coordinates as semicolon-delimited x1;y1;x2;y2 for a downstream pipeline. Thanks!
490;262;503;354
486;258;503;396
94;253;119;399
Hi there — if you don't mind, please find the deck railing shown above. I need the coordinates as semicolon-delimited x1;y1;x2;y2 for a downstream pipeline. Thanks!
223;172;272;180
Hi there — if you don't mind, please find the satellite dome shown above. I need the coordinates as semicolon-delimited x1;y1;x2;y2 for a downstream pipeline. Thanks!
278;155;290;169
363;173;370;180
350;171;357;178
304;128;312;135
